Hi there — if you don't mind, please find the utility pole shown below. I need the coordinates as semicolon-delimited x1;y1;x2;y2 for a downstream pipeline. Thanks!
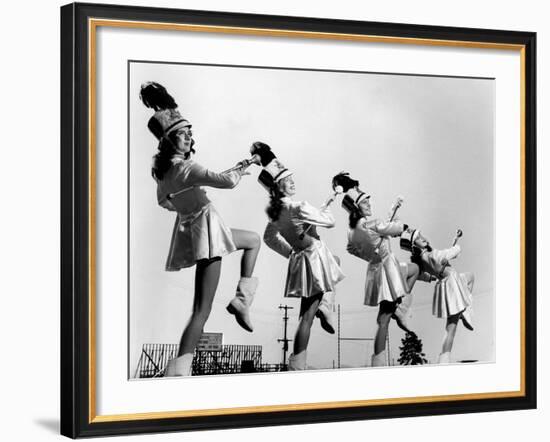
337;304;341;369
278;304;293;369
386;328;391;366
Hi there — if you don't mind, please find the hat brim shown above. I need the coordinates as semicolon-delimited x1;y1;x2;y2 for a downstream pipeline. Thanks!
165;119;191;136
274;169;293;183
355;192;370;204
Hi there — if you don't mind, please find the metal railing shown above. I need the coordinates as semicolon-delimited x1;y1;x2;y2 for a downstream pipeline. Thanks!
135;343;282;378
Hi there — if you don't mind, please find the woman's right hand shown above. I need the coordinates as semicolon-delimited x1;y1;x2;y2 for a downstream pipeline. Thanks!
235;162;251;176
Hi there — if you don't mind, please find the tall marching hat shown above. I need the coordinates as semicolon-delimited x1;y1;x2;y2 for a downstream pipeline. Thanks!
250;142;293;191
341;189;370;214
332;172;369;214
139;82;192;151
332;172;359;193
400;227;420;252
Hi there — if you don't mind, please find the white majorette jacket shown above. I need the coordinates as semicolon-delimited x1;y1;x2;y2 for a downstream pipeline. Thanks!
335;180;410;307
347;217;409;306
156;157;241;270
415;244;474;324
264;197;345;297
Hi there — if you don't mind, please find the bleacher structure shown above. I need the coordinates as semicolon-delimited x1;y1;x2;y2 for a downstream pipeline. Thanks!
134;343;285;378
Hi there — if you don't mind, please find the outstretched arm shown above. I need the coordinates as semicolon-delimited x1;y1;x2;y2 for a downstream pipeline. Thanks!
296;201;335;228
186;161;243;189
431;245;462;266
373;219;405;237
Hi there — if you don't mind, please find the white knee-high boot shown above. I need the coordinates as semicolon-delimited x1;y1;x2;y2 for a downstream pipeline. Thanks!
461;307;474;331
288;351;307;370
226;276;258;332
371;351;387;367
316;292;335;334
393;294;413;332
165;353;194;377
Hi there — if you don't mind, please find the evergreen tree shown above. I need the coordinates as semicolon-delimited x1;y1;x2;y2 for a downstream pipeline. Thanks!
398;332;428;365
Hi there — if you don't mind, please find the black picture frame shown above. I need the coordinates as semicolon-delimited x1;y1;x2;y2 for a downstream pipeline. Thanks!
60;2;537;438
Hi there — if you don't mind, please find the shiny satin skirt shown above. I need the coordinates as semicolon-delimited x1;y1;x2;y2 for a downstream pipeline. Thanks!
165;204;237;271
432;270;474;318
363;254;409;306
284;241;345;298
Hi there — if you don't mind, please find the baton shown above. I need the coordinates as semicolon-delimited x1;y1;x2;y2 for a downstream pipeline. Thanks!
166;154;261;200
374;196;404;255
452;229;463;247
298;186;343;240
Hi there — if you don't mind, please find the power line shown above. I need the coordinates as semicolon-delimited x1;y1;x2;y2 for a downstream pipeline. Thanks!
337;303;375;369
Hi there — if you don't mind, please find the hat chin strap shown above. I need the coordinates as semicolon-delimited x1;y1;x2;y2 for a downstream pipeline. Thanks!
169;137;194;156
171;144;191;156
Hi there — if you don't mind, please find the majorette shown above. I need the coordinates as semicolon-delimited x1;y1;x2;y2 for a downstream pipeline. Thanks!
332;172;420;367
400;228;474;364
140;81;261;376
253;142;344;370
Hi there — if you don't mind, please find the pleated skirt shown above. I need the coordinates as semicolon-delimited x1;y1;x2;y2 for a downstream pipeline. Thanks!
284;241;345;298
363;254;409;307
432;270;474;318
165;204;237;271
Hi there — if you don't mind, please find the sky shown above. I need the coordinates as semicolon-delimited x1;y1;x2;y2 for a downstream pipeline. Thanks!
128;61;494;376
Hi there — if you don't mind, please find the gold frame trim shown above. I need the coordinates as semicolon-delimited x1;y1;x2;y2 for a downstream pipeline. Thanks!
88;18;527;424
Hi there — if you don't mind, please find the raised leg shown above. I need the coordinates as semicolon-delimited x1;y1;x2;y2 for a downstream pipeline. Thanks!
463;272;475;292
316;292;336;334
226;229;261;331
231;228;261;277
405;262;420;293
393;262;420;332
315;255;339;334
460;272;475;330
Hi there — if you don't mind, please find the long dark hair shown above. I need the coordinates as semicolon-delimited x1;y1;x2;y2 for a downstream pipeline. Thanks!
410;244;432;270
266;185;285;221
410;246;423;267
348;208;364;229
151;134;195;181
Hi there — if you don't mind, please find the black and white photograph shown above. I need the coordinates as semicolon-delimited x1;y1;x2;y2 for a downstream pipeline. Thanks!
57;1;536;438
129;61;494;379
0;0;543;439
